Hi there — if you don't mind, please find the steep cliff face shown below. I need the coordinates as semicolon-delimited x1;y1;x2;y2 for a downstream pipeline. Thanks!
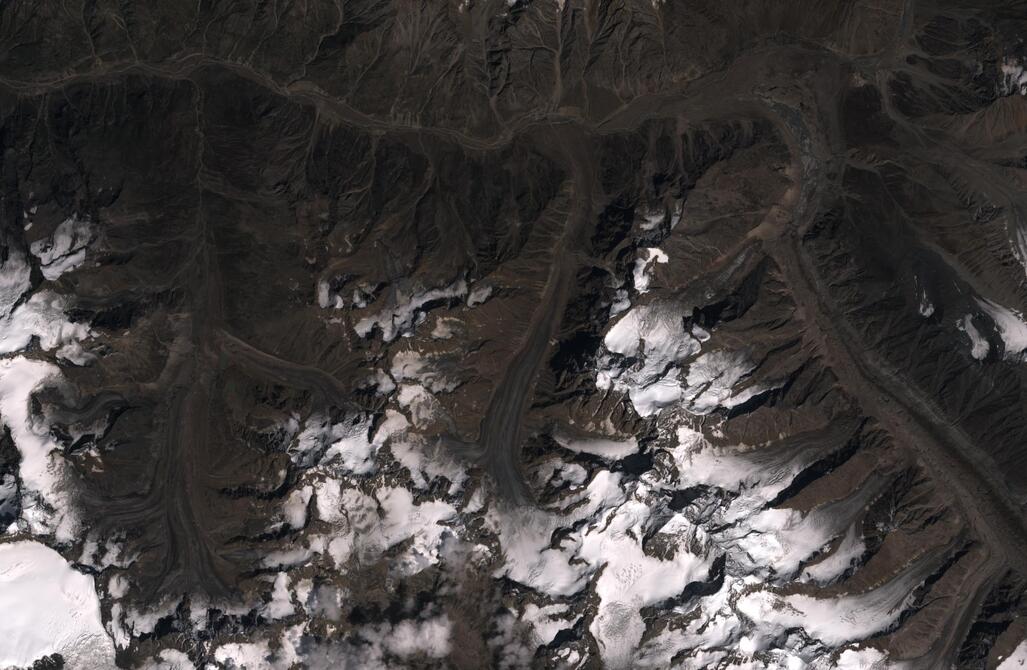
2;1;1027;668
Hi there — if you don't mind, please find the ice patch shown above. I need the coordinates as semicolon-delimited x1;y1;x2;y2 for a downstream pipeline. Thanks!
639;208;665;232
489;471;628;597
431;317;461;339
397;383;444;427
291;412;379;473
493;473;710;668
1012;227;1027;282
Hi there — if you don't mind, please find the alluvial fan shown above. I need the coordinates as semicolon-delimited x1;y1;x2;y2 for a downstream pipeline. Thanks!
2;0;1027;668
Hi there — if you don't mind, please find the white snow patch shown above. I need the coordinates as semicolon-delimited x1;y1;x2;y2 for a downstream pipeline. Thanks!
977;298;1027;359
596;303;763;416
467;283;492;307
489;471;628;597
579;484;709;668
632;248;668;294
0;290;92;356
390;435;467;493
315;482;456;577
957;314;990;360
553;433;638;460
292;413;381;473
834;646;896;669
999;639;1027;669
0;540;115;668
397;383;443;427
682;350;758;414
736;568;919;647
431;317;461;340
29;215;92;280
391;350;459;393
1002;59;1027;96
800;523;865;585
147;648;194;669
214;640;272;669
375;486;457;576
383;615;452;658
610;289;631;316
0;358;77;540
323;416;378;475
280;485;312;530
0;248;32;317
316;280;344;309
264;572;296;619
521;603;579;646
355;279;467;342
596;303;700;416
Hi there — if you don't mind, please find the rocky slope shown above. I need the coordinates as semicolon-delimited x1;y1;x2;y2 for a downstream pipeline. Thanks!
2;0;1027;668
